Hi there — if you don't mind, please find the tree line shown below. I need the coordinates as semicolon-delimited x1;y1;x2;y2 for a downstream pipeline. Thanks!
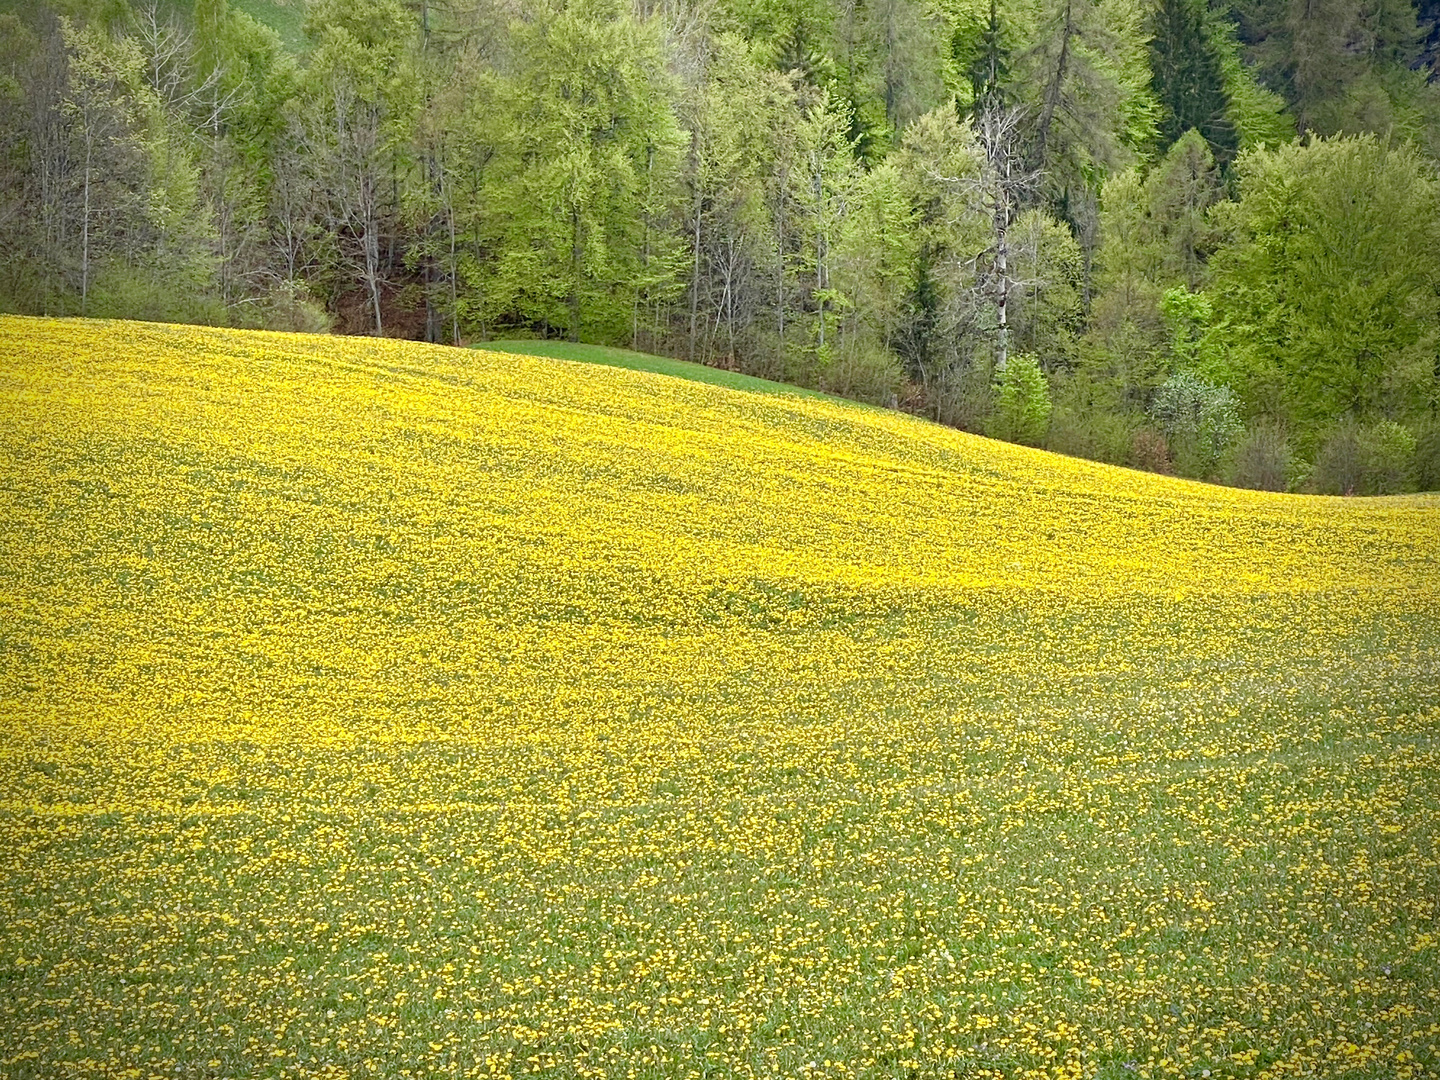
2;0;1438;492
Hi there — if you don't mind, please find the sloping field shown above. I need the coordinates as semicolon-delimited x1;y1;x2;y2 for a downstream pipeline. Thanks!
1;316;1438;1080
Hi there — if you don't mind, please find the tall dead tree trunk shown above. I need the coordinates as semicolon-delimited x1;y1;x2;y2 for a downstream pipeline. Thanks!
973;103;1039;373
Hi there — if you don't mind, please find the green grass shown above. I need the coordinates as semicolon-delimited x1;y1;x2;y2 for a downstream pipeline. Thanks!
0;0;308;53
227;0;306;50
480;339;845;403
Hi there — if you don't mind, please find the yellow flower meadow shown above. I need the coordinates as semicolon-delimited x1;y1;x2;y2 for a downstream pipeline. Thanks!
0;315;1437;1080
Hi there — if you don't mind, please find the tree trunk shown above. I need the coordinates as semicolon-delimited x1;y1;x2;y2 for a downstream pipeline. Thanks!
569;204;582;342
689;161;702;361
448;192;459;345
1036;0;1073;168
995;185;1008;373
80;130;91;316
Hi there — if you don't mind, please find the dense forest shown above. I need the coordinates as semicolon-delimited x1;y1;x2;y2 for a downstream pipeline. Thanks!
2;0;1438;491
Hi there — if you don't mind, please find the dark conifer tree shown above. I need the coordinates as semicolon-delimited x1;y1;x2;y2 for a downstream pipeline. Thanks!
1419;0;1440;70
1149;0;1238;168
966;0;1010;109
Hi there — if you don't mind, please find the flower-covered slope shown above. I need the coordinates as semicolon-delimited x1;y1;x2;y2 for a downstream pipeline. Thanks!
0;317;1437;1080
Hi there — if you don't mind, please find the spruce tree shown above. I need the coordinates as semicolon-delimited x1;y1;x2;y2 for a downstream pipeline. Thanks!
1149;0;1238;168
966;0;1009;109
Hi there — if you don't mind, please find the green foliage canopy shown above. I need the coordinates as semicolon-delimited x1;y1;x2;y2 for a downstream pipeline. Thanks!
1203;135;1440;438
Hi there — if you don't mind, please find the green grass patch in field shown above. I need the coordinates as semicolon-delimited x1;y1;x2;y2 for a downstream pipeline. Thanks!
227;0;306;49
481;339;844;402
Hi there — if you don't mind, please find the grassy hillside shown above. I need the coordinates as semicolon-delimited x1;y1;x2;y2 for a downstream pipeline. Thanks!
200;0;308;51
228;0;306;49
1;317;1438;1080
482;339;843;402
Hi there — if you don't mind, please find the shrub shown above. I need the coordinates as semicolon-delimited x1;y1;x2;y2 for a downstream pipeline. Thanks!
1358;420;1417;494
1286;456;1313;493
1046;408;1138;466
988;355;1052;446
1311;418;1365;494
1130;427;1173;474
1093;413;1143;467
733;328;789;384
1415;422;1440;492
928;363;995;433
1150;370;1243;478
1046;373;1142;465
1312;417;1417;495
258;280;333;335
1229;419;1291;491
822;344;902;406
89;263;227;326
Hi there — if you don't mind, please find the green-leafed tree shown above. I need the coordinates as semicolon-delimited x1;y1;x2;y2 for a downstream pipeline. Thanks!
832;0;946;156
1067;131;1220;415
0;13;62;314
1010;0;1158;303
481;0;684;344
1005;208;1084;370
1015;0;1159;177
831;0;891;160
0;10;221;321
1146;129;1222;290
791;87;858;382
1203;134;1440;443
1065;168;1166;422
678;33;795;366
722;0;837;83
959;0;1010;109
1206;15;1295;150
55;18;148;315
296;0;418;334
191;1;299;319
835;158;919;354
989;352;1053;443
1234;0;1435;139
870;0;949;135
822;156;915;400
429;48;504;341
890;104;991;416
